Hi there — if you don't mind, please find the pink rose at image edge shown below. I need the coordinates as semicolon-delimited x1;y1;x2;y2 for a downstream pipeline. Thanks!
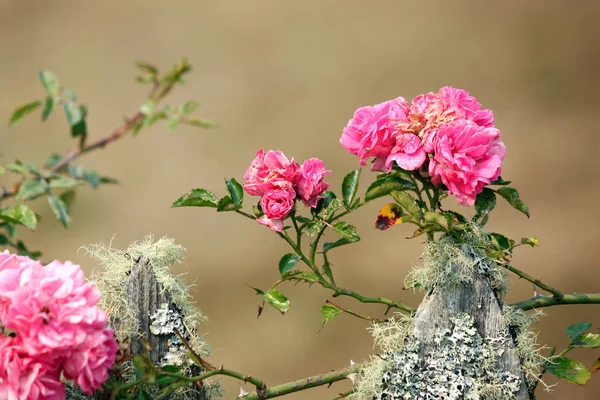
243;148;299;196
339;97;410;171
257;187;296;231
428;119;505;206
296;158;331;207
0;250;119;397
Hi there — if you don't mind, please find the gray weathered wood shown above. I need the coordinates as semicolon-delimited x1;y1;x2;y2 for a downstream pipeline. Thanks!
124;256;207;399
409;248;529;399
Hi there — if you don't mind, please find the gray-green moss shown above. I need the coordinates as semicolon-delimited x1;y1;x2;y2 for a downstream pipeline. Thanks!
405;225;508;300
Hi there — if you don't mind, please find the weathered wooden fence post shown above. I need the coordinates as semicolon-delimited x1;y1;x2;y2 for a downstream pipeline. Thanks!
122;255;208;399
370;235;537;400
75;236;215;400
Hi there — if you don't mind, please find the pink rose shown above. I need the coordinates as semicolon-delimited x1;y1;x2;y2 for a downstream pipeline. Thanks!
384;133;427;172
0;335;65;400
62;329;118;395
3;260;108;355
428;119;505;206
0;251;118;396
400;87;495;153
340;97;411;171
295;158;331;207
243;149;300;196
258;188;296;231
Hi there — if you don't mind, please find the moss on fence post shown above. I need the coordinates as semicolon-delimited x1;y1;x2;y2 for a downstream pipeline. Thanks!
78;235;220;399
353;226;544;400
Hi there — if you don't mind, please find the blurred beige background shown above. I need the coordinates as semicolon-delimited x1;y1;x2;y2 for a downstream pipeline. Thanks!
2;1;599;398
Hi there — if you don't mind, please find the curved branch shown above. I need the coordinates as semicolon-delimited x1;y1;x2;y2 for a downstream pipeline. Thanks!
511;293;600;311
241;362;361;400
504;264;563;298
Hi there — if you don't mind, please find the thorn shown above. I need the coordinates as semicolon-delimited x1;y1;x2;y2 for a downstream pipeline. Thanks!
532;284;541;298
347;360;357;384
238;386;249;397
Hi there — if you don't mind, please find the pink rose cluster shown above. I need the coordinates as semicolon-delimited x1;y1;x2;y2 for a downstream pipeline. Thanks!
340;87;506;206
243;149;330;231
0;251;118;400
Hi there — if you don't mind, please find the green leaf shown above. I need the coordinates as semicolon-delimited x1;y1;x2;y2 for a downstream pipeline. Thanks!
185;118;214;128
312;191;336;215
521;237;540;247
342;169;361;209
545;356;590;385
278;253;300;275
71;116;87;139
49;176;80;189
44;153;63;168
571;333;600;348
497;187;530;218
391;191;420;217
39;70;59;96
365;174;416;202
138;390;151;400
305;221;324;239
181;101;199;114
446;210;468;224
135;61;158;75
593;358;600;373
323;198;343;220
490;176;511;186
424;211;449;231
323;238;352;253
566;322;592;340
63;102;83;126
216;196;242;212
320;304;342;330
263;289;290;314
474;188;496;221
247;285;265;295
490;232;513;251
0;205;38;230
48;195;71;228
61;87;76;101
332;221;360;242
4;161;31;175
225;178;244;205
59;190;76;207
99;176;119;185
16;179;48;201
42;96;57;121
406;226;433;239
166;118;179;132
10;101;42;126
172;189;219;208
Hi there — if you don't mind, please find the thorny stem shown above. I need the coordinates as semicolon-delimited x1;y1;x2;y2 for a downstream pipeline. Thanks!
503;264;563;298
313;277;416;314
511;293;600;311
325;299;387;323
241;362;361;400
154;362;361;400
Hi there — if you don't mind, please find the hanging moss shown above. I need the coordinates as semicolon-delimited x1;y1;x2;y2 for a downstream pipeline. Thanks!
80;235;219;399
405;225;508;300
